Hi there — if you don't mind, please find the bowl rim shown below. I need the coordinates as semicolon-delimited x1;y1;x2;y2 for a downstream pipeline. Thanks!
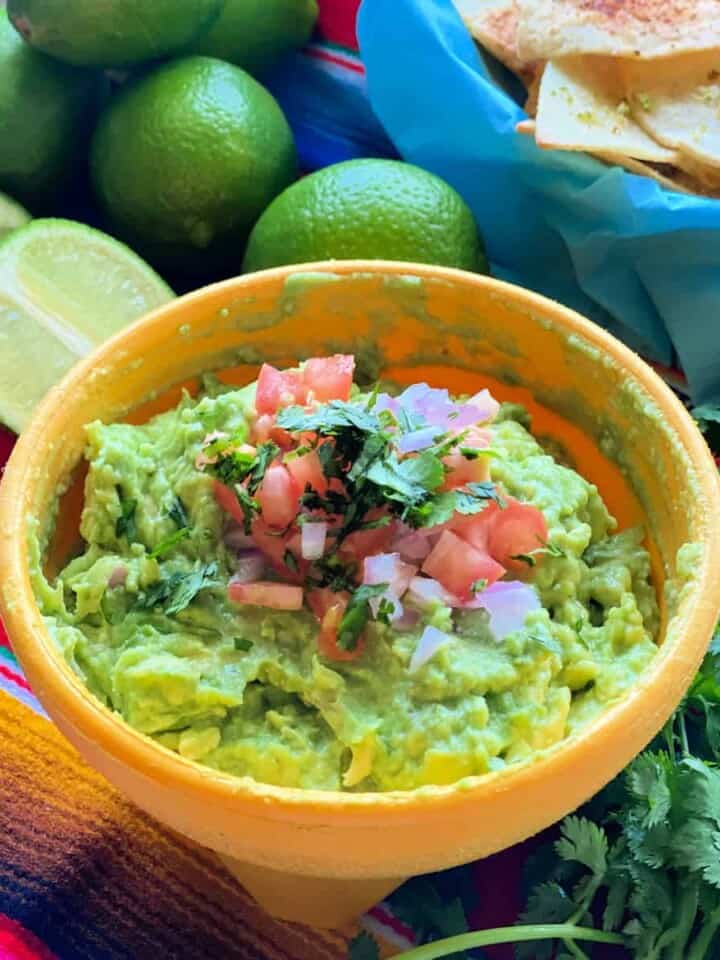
2;259;719;816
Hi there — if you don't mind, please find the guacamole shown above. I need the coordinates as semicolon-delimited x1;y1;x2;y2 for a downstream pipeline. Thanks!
36;356;659;791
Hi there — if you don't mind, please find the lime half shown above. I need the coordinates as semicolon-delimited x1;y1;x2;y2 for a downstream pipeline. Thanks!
0;218;173;432
0;192;30;240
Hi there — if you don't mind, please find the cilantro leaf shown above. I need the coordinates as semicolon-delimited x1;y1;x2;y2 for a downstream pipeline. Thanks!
276;400;379;436
234;637;253;652
407;491;458;528
150;527;191;559
116;493;138;542
366;451;444;505
168;495;189;529
467;481;506;508
233;485;260;535
136;561;219;615
348;932;379;960
337;583;388;651
554;816;608;879
247;441;280;495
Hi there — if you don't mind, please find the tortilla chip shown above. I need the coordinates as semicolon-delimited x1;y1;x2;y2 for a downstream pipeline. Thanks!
516;119;535;135
535;58;679;163
452;0;532;75
516;0;720;61
619;51;720;171
596;154;694;193
524;64;544;117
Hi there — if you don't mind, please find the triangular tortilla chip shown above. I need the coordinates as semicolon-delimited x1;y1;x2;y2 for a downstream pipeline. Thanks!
535;58;679;163
517;0;720;61
620;50;720;171
515;120;692;192
452;0;532;75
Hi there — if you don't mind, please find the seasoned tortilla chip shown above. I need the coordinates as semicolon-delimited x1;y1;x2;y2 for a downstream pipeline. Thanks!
535;58;679;163
620;51;720;171
524;64;544;117
515;119;692;192
517;0;720;61
452;0;531;75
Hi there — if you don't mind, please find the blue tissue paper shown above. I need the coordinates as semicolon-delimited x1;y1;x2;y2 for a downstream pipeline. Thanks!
357;0;720;403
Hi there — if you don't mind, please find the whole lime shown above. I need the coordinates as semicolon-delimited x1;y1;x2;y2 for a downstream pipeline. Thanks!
7;0;224;67
187;0;318;76
0;8;96;207
243;159;487;274
91;56;297;277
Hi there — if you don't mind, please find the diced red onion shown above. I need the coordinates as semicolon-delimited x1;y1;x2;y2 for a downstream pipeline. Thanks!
108;564;127;589
223;522;255;552
392;607;421;631
232;549;266;584
467;389;500;424
408;625;451;674
396;426;442;454
363;553;418;597
464;580;541;640
301;521;328;560
405;575;455;608
374;393;401;416
393;531;432;562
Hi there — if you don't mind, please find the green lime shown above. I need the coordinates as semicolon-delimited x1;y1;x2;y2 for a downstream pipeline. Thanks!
0;9;97;207
0;219;173;432
187;0;318;76
7;0;224;67
243;159;487;274
91;56;297;278
0;192;30;240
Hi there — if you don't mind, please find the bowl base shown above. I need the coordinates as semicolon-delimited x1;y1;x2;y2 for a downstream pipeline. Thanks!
218;855;404;929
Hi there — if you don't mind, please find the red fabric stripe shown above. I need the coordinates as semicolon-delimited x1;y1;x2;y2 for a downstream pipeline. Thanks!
317;0;361;50
303;46;365;75
0;914;57;960
0;662;32;693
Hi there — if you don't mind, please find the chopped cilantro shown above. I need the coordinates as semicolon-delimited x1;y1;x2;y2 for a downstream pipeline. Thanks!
470;578;488;593
467;481;506;508
337;583;388;651
234;637;253;652
276;400;380;436
283;549;299;574
150;527;191;559
168;495;189;529
136;561;219;615
246;441;280;494
512;552;536;568
116;493;138;542
233;485;260;535
376;597;396;624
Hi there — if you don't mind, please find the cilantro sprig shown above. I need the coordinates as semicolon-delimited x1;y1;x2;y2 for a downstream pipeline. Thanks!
351;627;720;960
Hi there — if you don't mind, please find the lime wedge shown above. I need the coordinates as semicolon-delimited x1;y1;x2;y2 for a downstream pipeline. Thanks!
0;192;30;240
0;218;174;433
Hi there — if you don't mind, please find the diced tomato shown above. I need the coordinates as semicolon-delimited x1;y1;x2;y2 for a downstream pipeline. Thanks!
252;413;295;449
251;517;290;565
303;355;355;402
422;529;505;598
442;427;492;489
214;481;245;524
449;502;501;551
256;463;300;528
285;448;329;496
317;597;364;662
485;500;549;573
340;515;396;568
228;580;303;611
307;587;350;621
256;364;309;415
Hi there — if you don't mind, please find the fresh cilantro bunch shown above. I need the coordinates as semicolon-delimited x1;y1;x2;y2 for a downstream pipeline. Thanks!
350;629;720;960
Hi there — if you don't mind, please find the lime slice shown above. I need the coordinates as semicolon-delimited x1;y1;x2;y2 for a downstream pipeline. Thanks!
0;192;30;240
0;218;174;433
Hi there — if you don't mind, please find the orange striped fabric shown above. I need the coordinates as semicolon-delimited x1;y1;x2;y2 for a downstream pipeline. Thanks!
0;690;352;960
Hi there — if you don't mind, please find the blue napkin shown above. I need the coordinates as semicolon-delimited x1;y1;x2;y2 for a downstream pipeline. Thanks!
357;0;720;404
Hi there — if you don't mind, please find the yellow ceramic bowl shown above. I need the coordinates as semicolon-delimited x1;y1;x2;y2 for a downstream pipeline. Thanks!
1;262;719;929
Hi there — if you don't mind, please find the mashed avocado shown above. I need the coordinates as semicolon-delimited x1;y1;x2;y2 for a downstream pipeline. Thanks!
36;364;659;791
